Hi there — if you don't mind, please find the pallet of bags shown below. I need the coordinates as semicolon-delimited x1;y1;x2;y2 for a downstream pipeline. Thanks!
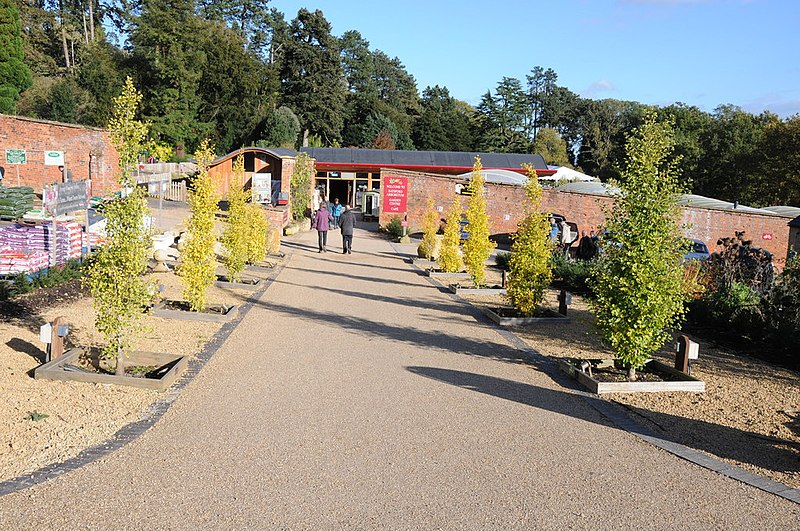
0;187;35;220
0;248;49;276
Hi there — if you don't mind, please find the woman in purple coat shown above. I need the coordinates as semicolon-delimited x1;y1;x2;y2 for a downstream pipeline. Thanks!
312;203;334;252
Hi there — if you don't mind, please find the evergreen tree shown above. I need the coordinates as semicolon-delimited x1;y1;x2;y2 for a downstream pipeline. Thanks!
279;8;345;146
412;85;473;151
131;0;208;151
0;0;33;113
533;128;572;168
255;105;300;148
195;17;274;152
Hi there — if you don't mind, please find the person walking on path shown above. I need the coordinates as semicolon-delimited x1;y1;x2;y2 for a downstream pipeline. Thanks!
312;202;334;253
330;198;343;229
338;204;357;254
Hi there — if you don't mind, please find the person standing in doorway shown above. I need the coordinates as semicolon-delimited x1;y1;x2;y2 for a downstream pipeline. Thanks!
312;202;334;253
339;204;357;254
331;198;343;229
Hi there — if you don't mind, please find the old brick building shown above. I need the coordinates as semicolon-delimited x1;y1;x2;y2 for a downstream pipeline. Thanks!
381;168;796;261
0;114;119;195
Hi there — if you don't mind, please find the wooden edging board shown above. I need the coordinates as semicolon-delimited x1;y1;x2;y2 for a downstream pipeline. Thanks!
558;358;706;394
214;276;261;291
483;307;568;326
153;301;239;323
34;348;188;392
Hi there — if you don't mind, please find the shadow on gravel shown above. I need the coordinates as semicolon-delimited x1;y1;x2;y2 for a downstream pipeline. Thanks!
255;300;527;364
407;366;800;478
290;267;427;289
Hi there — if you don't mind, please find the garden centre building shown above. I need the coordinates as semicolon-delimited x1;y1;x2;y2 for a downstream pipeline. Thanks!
205;146;800;263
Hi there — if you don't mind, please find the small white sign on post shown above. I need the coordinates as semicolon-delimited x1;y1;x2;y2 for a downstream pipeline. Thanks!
44;151;65;166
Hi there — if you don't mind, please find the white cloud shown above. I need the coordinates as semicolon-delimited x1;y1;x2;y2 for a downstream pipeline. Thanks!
582;80;617;98
741;93;800;118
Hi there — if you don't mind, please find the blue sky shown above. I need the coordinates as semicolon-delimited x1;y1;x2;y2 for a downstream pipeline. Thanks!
269;0;800;117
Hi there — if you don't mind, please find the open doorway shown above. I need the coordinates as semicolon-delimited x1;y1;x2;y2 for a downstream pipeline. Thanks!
329;180;351;207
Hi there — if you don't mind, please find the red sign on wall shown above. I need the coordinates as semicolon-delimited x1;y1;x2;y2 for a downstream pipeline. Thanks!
762;233;773;241
383;176;408;213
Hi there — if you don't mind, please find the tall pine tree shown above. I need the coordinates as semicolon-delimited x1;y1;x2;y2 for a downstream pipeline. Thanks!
279;8;345;146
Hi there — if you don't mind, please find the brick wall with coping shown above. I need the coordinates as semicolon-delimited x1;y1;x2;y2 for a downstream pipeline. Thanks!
379;169;792;260
0;114;119;195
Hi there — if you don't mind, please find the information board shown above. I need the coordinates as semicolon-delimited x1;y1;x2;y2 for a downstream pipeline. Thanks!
382;176;408;213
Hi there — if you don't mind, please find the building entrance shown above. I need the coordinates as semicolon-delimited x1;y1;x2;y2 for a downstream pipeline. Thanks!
329;180;351;207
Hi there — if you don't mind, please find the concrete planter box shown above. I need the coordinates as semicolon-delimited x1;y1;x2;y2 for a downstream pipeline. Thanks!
483;307;567;326
450;284;507;296
558;358;706;394
426;270;471;281
410;258;437;268
35;348;187;392
214;275;261;291
153;300;238;323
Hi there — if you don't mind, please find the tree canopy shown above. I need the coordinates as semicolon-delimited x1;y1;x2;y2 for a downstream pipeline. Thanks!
8;2;800;207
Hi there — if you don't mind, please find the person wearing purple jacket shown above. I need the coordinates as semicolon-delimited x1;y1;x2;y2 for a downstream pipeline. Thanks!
312;202;334;253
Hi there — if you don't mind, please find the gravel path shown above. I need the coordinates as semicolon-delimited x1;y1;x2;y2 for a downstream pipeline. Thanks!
0;227;798;529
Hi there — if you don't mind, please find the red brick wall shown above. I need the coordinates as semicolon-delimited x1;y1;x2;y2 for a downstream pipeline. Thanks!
379;169;793;261
0;114;119;195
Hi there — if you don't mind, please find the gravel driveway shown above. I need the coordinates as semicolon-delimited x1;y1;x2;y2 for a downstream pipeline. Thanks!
0;227;797;529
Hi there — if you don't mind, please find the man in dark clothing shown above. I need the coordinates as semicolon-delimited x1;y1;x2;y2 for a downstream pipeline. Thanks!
338;204;357;254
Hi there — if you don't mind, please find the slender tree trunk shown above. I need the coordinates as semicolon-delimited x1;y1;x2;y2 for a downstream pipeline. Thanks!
82;7;89;44
61;26;71;72
627;365;637;382
302;129;309;147
88;0;95;42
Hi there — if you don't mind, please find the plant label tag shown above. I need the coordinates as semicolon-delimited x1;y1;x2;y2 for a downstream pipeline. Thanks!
40;323;52;344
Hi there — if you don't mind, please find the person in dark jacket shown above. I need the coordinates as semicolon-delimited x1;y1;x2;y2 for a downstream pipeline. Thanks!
312;202;334;252
338;204;357;254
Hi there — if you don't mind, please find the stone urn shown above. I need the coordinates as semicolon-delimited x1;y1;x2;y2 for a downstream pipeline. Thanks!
152;249;170;272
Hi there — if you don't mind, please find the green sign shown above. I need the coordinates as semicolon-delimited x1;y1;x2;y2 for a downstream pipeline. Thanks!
5;149;26;165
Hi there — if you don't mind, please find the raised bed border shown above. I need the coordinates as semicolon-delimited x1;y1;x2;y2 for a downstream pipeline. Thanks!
214;275;261;291
153;300;239;323
245;262;276;272
34;348;188;392
558;358;706;394
483;306;568;326
449;284;507;296
426;270;472;281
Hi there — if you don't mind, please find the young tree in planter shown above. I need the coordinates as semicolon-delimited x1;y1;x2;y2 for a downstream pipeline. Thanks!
462;156;496;286
180;140;219;311
245;203;270;265
291;152;314;222
506;165;553;315
437;196;464;273
85;77;154;372
419;197;440;260
588;112;690;381
220;154;249;282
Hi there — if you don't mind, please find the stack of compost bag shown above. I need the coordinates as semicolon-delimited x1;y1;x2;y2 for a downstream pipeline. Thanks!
0;187;35;220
